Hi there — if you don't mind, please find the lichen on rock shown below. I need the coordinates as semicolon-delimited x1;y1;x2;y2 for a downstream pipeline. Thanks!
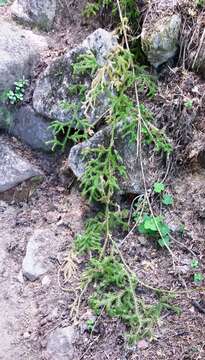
11;0;57;31
32;29;118;124
141;1;181;67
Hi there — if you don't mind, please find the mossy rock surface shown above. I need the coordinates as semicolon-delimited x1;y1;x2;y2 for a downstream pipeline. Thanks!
11;0;57;31
141;13;181;67
32;29;117;125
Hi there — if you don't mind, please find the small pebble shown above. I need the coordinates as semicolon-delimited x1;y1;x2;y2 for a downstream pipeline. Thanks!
23;331;31;340
17;270;24;284
41;275;51;287
137;339;149;350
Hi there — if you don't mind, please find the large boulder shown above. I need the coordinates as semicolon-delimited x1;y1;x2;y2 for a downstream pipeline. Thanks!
141;0;181;67
0;20;48;95
11;0;57;31
8;106;54;152
68;124;143;195
0;141;43;193
33;29;117;124
0;21;49;149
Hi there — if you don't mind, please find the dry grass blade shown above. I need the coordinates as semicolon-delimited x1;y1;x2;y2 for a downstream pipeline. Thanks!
61;250;79;281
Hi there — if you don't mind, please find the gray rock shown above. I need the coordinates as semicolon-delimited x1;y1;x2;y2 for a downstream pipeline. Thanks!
0;142;43;193
82;28;118;66
22;229;56;281
0;107;12;130
8;106;54;152
46;326;75;360
11;0;57;31
0;21;49;148
141;1;181;67
0;20;48;95
33;29;117;123
68;124;143;195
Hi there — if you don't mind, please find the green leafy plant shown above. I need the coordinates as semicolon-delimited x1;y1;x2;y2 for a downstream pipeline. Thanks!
67;83;88;97
75;217;103;254
75;210;128;254
83;0;139;25
194;273;204;284
154;182;165;194
49;52;100;151
81;146;127;202
178;223;185;236
5;79;28;105
55;1;179;344
0;0;7;6
84;256;179;341
153;182;173;206
190;260;203;284
191;259;199;269
195;0;205;7
138;215;171;248
86;319;95;332
48;117;91;151
72;52;100;76
83;3;100;17
162;194;174;206
184;99;193;109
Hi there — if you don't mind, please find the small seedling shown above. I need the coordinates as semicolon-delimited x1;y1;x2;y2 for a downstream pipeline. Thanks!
162;194;174;206
191;259;199;269
138;215;171;248
194;273;204;284
86;319;95;332
5;79;28;105
184;99;193;109
0;0;7;6
178;223;185;236
153;182;165;194
195;0;205;7
191;260;203;284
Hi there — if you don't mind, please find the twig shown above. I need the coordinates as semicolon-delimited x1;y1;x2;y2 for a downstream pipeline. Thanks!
79;335;101;360
169;234;197;257
192;29;205;69
128;194;145;226
70;281;90;320
120;198;146;247
192;300;205;315
119;223;137;247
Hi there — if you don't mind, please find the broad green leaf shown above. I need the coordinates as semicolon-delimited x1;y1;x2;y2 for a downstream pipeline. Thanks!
0;0;7;6
194;273;204;283
191;259;199;269
162;194;173;206
144;217;158;232
158;235;170;248
159;222;170;236
154;182;165;194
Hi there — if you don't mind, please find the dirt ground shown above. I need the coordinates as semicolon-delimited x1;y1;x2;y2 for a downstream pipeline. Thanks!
0;1;205;359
